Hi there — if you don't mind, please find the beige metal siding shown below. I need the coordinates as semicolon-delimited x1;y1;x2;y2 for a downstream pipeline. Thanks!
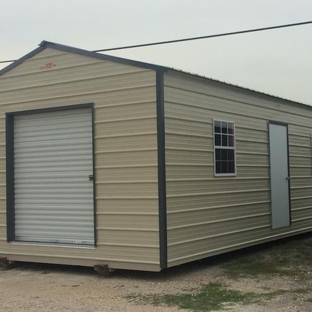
164;70;312;267
0;48;160;271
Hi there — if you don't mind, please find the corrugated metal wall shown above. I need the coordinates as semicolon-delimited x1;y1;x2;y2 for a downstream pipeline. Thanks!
164;70;312;267
0;48;160;271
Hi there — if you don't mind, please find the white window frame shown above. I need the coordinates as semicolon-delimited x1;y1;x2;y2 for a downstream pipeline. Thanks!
213;119;237;177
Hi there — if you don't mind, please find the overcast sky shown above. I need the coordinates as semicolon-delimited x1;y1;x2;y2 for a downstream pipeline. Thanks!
1;0;311;104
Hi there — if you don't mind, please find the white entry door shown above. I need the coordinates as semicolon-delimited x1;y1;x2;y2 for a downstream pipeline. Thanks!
14;107;95;245
269;122;290;229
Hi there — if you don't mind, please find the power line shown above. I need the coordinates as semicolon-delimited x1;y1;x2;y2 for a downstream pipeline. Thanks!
94;20;312;52
1;20;312;64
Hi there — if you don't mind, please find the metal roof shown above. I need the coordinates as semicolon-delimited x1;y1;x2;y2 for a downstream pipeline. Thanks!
0;40;310;110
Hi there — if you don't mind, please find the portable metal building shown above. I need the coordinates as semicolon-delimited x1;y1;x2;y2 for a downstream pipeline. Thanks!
0;41;311;272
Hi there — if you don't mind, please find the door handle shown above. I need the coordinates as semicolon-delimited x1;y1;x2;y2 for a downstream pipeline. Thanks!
286;176;290;180
89;175;94;182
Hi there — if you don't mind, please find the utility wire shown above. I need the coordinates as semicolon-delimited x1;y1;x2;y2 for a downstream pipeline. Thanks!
1;20;312;64
94;20;312;52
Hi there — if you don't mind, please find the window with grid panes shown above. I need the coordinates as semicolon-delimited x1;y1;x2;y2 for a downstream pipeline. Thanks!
214;120;236;175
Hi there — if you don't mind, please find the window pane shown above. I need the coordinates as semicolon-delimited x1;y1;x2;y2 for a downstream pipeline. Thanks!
221;149;228;161
228;161;235;173
221;161;227;173
216;161;221;173
216;148;221;161
222;135;228;146
228;123;234;134
214;121;221;133
228;135;234;147
228;149;234;161
222;122;227;133
215;134;221;146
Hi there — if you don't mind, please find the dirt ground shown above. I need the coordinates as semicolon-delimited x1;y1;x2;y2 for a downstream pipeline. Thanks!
0;237;311;311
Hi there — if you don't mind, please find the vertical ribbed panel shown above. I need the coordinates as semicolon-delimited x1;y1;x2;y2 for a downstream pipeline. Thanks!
14;108;95;245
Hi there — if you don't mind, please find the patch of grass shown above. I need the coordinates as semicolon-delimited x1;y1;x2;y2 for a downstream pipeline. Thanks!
127;283;312;311
222;254;285;278
152;283;256;311
222;236;312;278
128;283;278;311
127;236;312;311
292;287;312;294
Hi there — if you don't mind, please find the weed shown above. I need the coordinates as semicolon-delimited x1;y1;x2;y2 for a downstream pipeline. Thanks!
292;287;312;294
222;236;312;278
127;284;312;311
126;236;312;311
127;283;286;311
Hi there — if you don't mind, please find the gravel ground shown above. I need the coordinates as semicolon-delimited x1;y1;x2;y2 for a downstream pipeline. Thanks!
0;264;181;312
0;255;311;312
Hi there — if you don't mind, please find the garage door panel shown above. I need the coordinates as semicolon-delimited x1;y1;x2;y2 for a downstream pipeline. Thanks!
13;107;95;245
15;120;92;134
14;138;92;149
15;161;92;170
14;143;92;154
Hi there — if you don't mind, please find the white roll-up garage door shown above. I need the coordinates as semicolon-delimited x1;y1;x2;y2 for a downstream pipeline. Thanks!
14;107;95;245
